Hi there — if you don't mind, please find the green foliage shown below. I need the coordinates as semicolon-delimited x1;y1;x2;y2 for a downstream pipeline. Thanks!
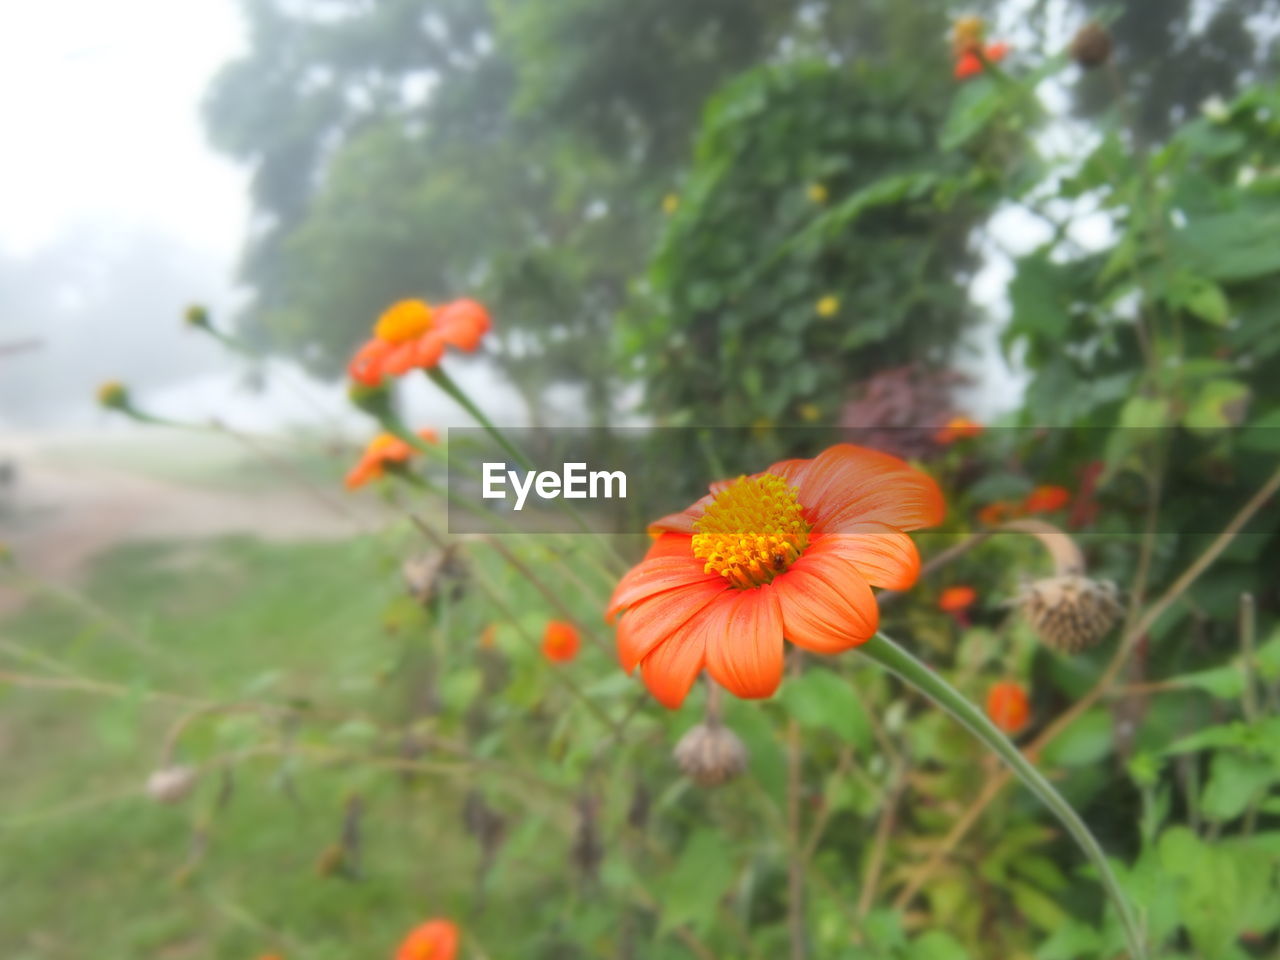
630;57;1009;440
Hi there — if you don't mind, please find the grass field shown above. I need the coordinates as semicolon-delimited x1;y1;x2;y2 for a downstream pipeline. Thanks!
0;531;594;960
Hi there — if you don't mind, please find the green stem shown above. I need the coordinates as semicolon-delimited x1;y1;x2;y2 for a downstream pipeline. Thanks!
426;366;533;471
859;632;1146;960
424;367;626;566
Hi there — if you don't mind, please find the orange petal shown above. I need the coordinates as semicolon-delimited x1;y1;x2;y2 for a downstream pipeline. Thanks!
435;299;491;350
348;338;391;386
795;444;945;534
607;553;720;620
382;340;422;376
648;491;716;535
955;53;983;78
705;587;784;699
411;331;446;368
773;540;879;653
819;525;921;590
616;578;727;672
639;601;716;708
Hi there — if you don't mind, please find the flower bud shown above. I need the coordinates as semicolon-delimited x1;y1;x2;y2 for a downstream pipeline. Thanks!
347;380;394;420
145;764;197;804
1070;22;1113;69
183;304;210;329
1018;574;1121;654
96;380;131;412
673;721;748;787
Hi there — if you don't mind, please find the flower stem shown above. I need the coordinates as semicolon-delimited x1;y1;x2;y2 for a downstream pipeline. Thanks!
426;367;533;471
858;632;1146;960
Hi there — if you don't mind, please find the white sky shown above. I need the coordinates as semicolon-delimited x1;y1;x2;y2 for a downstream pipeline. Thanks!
0;0;248;260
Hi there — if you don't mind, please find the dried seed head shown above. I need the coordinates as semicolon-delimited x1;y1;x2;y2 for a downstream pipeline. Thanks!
145;764;198;804
1070;22;1113;69
1019;574;1121;653
673;721;748;787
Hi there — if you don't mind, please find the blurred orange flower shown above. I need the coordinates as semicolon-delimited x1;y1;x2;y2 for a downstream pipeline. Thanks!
977;500;1018;526
542;620;581;662
986;681;1030;735
608;444;944;708
480;623;498;649
1023;484;1071;513
938;585;977;613
396;919;459;960
344;429;438;490
349;298;490;386
934;416;983;444
962;40;1008;80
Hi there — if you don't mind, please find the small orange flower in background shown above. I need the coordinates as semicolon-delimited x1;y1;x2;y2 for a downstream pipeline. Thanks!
396;919;459;960
986;681;1030;735
938;585;977;613
349;298;490;386
1023;484;1071;514
479;623;498;649
344;429;438;490
951;16;1008;80
977;499;1019;526
543;620;581;662
934;416;983;444
608;444;944;708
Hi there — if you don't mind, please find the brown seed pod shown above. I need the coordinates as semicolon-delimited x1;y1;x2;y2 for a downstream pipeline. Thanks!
1070;22;1113;69
1018;574;1122;653
673;721;749;787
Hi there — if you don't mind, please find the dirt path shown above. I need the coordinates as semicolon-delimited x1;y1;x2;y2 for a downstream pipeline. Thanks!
0;431;385;615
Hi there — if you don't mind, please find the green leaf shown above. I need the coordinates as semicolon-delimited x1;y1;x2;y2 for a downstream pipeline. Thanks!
910;930;971;960
1041;708;1113;767
1183;379;1251;433
1200;751;1278;821
654;830;736;935
1171;205;1280;281
776;667;873;750
1171;664;1245;699
941;77;1004;151
1163;272;1230;325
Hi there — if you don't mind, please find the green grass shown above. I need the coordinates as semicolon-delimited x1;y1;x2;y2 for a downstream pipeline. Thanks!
0;534;600;960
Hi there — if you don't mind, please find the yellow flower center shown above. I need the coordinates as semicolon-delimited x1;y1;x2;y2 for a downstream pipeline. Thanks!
692;474;811;589
375;300;434;343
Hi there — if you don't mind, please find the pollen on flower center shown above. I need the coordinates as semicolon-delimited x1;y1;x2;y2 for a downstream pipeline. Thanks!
692;473;811;589
375;299;435;343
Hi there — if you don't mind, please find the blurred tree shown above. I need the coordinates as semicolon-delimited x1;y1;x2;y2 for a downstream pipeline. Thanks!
204;0;1002;425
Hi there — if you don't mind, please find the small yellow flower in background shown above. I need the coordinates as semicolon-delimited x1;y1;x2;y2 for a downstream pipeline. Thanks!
661;193;680;215
807;183;828;205
183;304;210;328
798;403;822;423
815;295;840;318
750;417;774;439
96;380;130;410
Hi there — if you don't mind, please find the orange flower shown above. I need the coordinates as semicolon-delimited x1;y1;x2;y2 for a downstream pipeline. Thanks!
349;298;490;386
607;444;944;708
543;620;581;662
934;416;984;444
396;919;459;960
479;623;498;649
344;429;438;490
938;585;977;613
954;42;1009;79
1023;484;1071;513
977;499;1019;526
986;682;1030;735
